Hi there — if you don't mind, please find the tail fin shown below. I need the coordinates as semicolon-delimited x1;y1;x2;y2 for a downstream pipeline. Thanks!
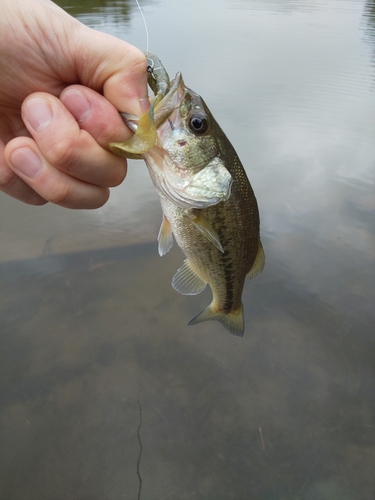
188;304;244;337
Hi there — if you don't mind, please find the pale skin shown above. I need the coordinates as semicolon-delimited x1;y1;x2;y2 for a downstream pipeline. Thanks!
0;0;149;209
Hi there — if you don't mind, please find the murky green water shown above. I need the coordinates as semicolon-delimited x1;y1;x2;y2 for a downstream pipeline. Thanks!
1;0;375;498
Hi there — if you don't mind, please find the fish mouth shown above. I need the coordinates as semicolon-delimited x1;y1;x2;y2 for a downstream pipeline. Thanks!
153;72;186;128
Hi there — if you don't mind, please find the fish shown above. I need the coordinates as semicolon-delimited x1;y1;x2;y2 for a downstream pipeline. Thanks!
109;53;264;337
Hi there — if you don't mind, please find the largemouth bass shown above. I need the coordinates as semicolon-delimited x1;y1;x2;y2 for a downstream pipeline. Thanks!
110;53;264;337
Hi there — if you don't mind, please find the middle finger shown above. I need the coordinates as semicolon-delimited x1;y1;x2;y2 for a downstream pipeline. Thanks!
21;93;127;188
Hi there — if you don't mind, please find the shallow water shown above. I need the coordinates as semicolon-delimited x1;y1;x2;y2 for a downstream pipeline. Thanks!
1;0;375;498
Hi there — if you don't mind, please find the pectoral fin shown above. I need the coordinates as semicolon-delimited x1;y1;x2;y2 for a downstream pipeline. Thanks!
158;216;174;256
172;259;207;296
247;241;265;280
187;210;224;253
109;93;162;157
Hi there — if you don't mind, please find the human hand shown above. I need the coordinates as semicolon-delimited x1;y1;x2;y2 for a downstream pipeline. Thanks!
0;0;148;208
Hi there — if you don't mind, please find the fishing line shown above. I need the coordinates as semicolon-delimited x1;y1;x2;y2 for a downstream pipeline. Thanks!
135;0;149;52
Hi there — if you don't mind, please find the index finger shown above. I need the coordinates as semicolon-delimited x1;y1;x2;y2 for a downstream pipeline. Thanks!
60;85;133;148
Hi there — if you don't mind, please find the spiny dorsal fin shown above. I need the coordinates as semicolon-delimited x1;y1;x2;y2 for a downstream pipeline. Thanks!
172;259;207;296
247;241;265;281
187;210;224;253
158;216;174;256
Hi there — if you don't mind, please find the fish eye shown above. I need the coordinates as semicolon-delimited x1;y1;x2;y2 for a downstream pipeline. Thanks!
188;114;209;135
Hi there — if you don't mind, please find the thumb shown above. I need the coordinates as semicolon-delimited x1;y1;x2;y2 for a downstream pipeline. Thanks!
70;24;149;116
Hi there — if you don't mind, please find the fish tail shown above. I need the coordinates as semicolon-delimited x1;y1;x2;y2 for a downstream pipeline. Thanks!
188;304;244;337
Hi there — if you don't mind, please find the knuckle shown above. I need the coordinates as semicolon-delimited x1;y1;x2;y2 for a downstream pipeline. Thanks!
46;182;72;205
42;132;126;189
46;134;87;173
128;45;148;71
0;166;14;187
96;121;119;145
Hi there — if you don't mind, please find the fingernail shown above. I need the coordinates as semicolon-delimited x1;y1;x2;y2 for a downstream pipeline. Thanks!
10;148;43;178
23;98;53;132
61;89;92;123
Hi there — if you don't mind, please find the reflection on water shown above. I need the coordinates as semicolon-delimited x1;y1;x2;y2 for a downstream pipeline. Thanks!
362;0;375;48
57;0;132;22
1;243;374;499
1;0;375;498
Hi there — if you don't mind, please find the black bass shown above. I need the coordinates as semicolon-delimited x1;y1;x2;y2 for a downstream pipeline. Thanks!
110;53;264;337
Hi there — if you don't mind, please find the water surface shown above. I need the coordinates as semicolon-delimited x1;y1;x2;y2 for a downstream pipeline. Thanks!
1;0;374;498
